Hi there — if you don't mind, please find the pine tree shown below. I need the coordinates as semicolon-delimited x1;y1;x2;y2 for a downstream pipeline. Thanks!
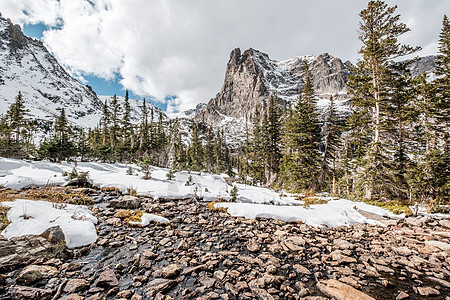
139;99;150;152
279;62;321;192
264;92;282;184
348;0;419;200
101;98;110;145
188;123;203;171
122;90;132;147
110;94;121;153
318;97;344;193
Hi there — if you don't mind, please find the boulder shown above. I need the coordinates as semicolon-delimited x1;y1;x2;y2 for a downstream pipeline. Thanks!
16;265;59;284
108;195;142;209
317;279;375;300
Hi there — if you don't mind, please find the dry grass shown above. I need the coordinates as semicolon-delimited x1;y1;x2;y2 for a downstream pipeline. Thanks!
207;201;229;213
101;186;121;193
23;187;94;205
303;197;329;208
115;209;145;225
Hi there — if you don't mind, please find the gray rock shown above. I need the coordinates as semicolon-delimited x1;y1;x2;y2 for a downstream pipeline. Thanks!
16;264;59;284
108;195;142;209
97;267;119;287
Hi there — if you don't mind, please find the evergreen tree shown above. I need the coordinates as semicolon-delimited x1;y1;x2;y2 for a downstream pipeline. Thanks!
347;0;419;200
188;123;203;171
318;97;344;193
279;62;321;192
122;90;132;147
264;93;282;184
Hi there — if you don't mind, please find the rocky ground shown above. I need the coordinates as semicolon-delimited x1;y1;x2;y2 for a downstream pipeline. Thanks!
0;187;449;300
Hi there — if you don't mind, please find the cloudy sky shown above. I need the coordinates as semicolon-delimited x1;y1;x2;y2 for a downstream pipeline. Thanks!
0;0;448;112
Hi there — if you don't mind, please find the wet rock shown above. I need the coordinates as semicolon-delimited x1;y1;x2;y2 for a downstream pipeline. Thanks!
97;267;119;287
161;264;181;278
16;264;59;284
317;279;375;300
0;226;65;270
146;278;177;296
64;278;90;293
11;286;53;300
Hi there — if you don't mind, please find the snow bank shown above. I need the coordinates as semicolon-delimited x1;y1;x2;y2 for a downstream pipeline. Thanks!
215;199;403;227
0;158;303;205
129;213;170;226
1;199;98;248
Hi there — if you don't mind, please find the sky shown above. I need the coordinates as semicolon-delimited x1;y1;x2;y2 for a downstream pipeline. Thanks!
1;0;449;113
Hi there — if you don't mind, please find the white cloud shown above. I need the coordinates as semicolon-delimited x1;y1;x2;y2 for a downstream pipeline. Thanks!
1;0;448;112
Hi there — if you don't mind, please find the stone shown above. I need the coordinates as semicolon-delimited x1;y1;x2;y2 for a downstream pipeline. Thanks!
424;240;450;251
161;264;181;278
417;286;440;296
396;291;409;300
330;250;357;264
317;279;375;300
247;239;260;252
108;195;142;209
293;264;311;275
142;250;158;259
64;279;90;293
16;264;59;284
97;267;119;287
66;294;84;300
334;239;354;250
117;290;133;298
11;286;53;300
146;278;177;296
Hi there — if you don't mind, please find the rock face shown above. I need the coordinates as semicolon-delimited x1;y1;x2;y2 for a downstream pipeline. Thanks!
195;48;352;136
0;226;66;271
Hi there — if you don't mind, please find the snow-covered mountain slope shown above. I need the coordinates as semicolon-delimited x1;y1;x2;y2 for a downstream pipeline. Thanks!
0;15;167;130
0;15;102;127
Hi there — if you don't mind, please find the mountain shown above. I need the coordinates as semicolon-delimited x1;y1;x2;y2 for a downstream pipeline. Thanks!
194;48;353;145
0;14;165;131
193;48;437;146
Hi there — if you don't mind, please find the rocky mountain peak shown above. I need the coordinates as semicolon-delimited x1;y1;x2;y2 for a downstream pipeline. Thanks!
194;47;353;145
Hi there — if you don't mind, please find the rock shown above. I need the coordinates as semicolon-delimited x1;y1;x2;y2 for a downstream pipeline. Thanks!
249;286;275;300
40;226;66;245
146;278;177;296
195;48;352;141
16;265;59;284
247;239;260;252
143;250;158;259
161;264;181;278
396;291;409;300
0;226;66;270
417;286;440;296
11;286;53;300
317;279;375;300
97;267;119;287
131;294;143;300
108;195;142;209
284;237;305;252
334;239;354;250
66;294;84;300
330;250;357;264
424;240;450;251
64;278;90;293
293;264;312;275
199;276;216;288
117;290;133;298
